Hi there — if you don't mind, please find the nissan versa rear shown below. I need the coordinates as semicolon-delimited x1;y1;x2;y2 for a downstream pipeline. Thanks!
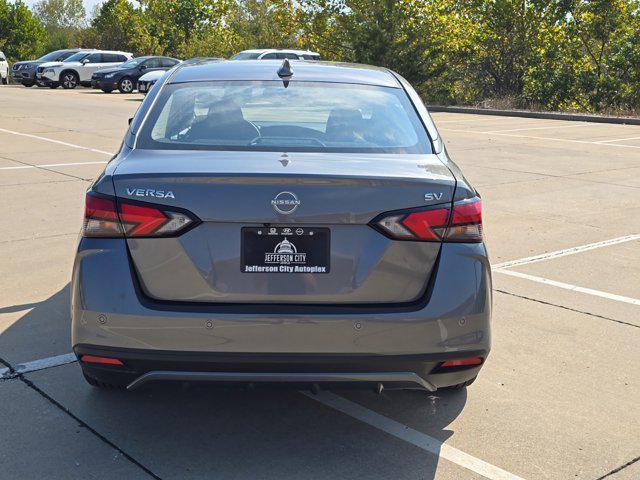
72;59;491;393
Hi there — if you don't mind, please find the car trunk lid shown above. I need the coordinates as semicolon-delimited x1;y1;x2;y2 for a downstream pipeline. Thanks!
113;150;455;304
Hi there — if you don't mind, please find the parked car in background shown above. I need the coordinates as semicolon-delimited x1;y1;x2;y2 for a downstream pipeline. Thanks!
232;49;321;60
0;51;8;85
91;56;180;93
137;69;167;94
11;49;83;87
37;50;132;89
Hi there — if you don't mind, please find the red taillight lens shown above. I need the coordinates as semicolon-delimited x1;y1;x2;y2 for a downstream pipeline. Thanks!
401;208;450;240
440;357;483;368
445;198;482;242
80;355;124;366
82;192;198;238
373;197;482;242
83;194;123;237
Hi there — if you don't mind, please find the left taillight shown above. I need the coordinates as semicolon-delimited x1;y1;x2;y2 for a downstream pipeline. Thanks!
372;197;482;243
82;192;199;238
83;194;123;237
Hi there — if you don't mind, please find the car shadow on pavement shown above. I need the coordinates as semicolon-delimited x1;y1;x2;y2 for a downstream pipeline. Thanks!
0;285;71;364
2;284;467;479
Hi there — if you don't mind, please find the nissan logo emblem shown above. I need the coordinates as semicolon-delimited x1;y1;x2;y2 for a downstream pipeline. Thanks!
271;191;300;215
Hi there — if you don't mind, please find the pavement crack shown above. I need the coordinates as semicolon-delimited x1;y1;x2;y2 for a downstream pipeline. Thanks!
0;356;16;377
594;454;640;479
495;289;640;329
17;374;163;480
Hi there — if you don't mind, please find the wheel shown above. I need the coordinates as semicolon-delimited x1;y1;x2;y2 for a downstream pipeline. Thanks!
61;71;79;89
444;376;477;390
101;88;113;93
22;82;34;87
1;75;7;85
82;372;126;390
118;76;134;93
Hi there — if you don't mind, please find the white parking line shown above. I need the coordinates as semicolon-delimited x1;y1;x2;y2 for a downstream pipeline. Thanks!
306;391;526;480
493;235;640;269
0;161;108;171
595;135;640;144
440;128;640;149
494;269;640;306
0;127;115;156
484;123;598;133
1;353;78;379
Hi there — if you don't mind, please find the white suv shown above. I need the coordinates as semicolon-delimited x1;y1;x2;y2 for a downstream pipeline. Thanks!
0;51;8;85
37;50;132;89
231;49;321;60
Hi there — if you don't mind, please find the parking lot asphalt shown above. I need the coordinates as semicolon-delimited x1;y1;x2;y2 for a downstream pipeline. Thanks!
0;85;638;480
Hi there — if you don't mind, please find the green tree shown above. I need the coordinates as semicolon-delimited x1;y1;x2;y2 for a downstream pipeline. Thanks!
140;0;234;57
89;0;142;53
0;0;48;61
563;0;640;111
34;0;87;50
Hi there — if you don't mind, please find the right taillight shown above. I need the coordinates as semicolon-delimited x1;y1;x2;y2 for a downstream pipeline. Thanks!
373;197;482;242
82;192;199;238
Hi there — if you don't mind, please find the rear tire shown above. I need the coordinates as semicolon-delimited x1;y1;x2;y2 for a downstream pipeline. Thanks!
1;75;7;85
444;376;477;390
61;71;79;89
22;82;34;87
118;76;134;93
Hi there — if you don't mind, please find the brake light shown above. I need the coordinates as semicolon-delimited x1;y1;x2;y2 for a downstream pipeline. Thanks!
373;197;482;242
82;192;198;238
83;194;122;237
445;198;482;242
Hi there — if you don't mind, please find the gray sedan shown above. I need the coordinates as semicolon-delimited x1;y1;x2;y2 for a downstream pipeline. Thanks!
72;58;491;394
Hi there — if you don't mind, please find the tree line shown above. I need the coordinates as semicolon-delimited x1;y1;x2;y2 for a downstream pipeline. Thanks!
1;0;639;114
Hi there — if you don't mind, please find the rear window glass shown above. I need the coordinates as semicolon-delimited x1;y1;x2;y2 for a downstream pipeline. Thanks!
137;81;432;154
231;52;261;60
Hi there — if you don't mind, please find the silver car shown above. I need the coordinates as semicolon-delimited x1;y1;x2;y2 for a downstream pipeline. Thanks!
72;58;491;393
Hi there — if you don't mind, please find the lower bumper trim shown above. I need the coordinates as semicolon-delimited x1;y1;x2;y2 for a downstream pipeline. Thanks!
127;370;437;391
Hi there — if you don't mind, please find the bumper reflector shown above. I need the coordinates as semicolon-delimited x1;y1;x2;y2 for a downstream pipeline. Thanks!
80;355;124;366
440;357;483;368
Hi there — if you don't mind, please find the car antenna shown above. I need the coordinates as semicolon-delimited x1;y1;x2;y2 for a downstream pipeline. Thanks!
277;58;293;87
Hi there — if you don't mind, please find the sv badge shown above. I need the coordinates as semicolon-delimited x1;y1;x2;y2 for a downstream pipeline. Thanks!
424;192;443;201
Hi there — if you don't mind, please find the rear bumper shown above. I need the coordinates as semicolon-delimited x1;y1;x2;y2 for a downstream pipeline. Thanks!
72;238;491;388
75;345;486;391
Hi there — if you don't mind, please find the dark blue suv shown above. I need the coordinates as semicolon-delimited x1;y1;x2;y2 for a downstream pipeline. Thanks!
91;56;180;93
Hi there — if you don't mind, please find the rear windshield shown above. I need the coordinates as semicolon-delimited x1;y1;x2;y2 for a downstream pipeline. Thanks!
136;81;432;153
231;52;261;60
38;50;69;62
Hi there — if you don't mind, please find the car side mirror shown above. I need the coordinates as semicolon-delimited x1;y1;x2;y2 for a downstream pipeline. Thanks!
128;118;133;126
139;65;147;71
81;59;89;65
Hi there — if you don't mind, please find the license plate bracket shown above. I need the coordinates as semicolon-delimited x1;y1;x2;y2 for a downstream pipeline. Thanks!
241;226;330;274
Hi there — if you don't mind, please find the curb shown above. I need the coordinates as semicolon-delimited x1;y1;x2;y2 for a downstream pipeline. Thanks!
426;105;640;125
